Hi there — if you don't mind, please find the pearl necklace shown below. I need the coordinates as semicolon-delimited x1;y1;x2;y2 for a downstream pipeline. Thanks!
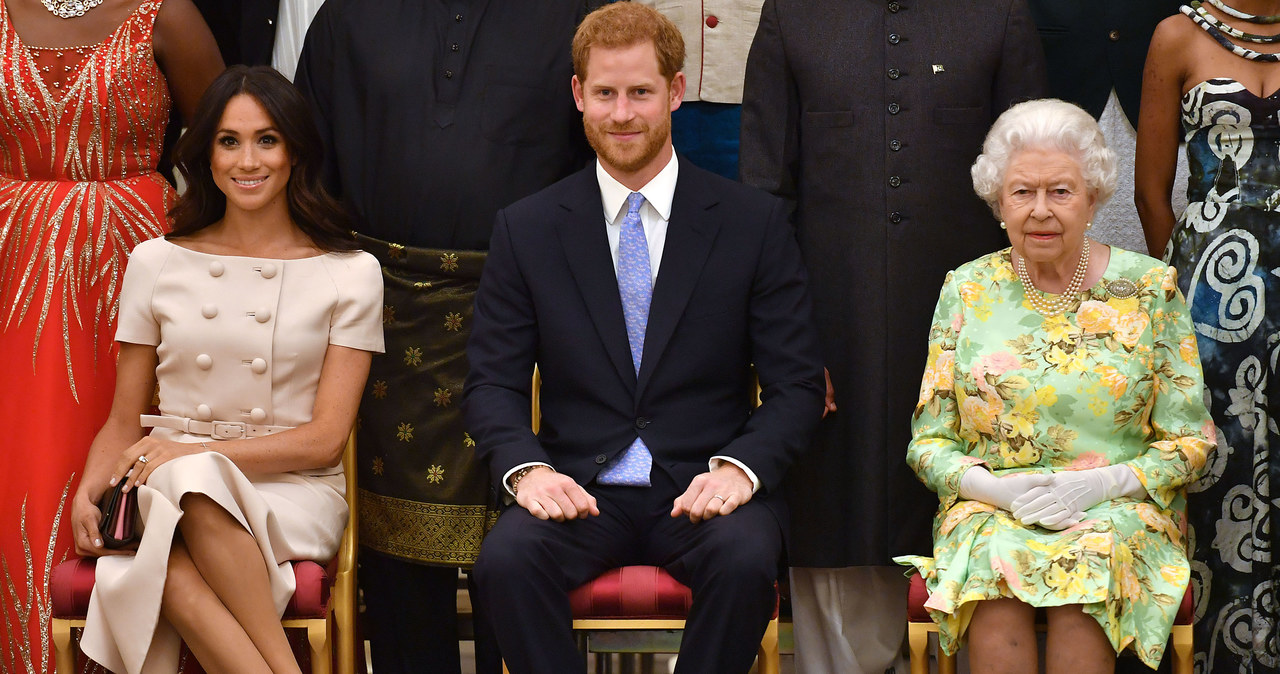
1013;240;1090;317
40;0;105;19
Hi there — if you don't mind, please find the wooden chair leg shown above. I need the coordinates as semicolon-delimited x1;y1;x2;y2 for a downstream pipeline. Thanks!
308;619;332;674
1171;625;1193;674
908;622;931;674
757;617;780;674
335;594;356;674
937;643;957;674
52;619;76;674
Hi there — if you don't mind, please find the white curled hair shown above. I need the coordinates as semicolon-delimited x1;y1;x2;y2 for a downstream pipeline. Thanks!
970;98;1117;218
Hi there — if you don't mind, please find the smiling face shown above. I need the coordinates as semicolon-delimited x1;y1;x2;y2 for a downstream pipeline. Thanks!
572;40;685;189
210;94;292;219
999;146;1097;269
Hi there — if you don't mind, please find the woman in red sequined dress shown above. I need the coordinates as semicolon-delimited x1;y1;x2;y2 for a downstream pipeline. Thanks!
0;1;220;671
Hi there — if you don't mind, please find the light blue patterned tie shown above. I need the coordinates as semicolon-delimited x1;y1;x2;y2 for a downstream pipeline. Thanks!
598;192;653;486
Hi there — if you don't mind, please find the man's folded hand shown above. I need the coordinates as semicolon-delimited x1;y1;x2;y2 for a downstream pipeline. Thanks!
515;467;600;521
672;462;754;523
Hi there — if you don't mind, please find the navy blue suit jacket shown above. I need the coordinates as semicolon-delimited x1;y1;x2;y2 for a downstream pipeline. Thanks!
463;159;825;518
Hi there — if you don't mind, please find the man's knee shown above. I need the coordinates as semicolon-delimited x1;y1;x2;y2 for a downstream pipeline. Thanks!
697;513;783;587
719;538;780;586
473;509;556;590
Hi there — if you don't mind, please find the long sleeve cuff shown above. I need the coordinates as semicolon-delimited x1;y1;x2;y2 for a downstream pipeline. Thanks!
710;456;761;493
501;462;554;500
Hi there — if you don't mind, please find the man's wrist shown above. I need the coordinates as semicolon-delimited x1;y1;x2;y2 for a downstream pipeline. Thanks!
710;456;761;493
509;465;551;495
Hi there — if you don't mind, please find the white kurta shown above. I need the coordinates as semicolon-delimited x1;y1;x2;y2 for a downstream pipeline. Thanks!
80;238;384;673
637;0;764;103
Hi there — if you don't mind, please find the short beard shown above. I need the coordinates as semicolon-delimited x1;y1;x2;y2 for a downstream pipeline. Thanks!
583;114;671;175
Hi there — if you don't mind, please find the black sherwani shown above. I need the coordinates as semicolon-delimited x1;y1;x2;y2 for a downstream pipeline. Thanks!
296;0;592;250
295;0;593;564
294;2;592;672
739;0;1050;566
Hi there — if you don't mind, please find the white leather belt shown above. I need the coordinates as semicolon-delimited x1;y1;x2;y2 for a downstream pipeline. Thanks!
141;415;293;440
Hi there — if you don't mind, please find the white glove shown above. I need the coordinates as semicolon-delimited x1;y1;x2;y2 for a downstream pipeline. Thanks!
959;467;1053;512
1011;464;1145;529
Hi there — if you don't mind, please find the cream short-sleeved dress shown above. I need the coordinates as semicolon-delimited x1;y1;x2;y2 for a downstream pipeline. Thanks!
80;237;384;674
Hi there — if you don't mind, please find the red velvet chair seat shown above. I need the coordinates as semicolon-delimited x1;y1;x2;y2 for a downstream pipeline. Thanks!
559;565;781;674
569;566;694;620
49;557;335;620
568;565;780;621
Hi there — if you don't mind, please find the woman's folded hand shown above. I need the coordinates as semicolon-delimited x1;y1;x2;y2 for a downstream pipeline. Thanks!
959;466;1053;511
1011;464;1145;529
69;486;131;557
1010;483;1085;530
111;437;205;493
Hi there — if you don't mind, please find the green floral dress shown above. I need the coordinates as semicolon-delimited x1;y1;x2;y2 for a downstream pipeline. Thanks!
894;247;1215;668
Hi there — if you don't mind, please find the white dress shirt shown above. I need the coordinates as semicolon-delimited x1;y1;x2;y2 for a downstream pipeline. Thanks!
599;155;675;282
503;154;760;496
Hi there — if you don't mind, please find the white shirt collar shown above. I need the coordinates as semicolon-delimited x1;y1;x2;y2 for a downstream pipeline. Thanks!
596;152;679;223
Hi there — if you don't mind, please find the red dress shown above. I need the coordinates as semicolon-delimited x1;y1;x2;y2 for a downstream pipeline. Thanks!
0;2;173;671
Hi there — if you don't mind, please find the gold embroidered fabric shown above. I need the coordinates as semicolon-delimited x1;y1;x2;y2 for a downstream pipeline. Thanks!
359;491;498;566
354;234;496;566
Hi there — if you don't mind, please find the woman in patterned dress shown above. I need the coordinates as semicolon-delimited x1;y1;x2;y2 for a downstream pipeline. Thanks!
898;99;1216;672
0;1;221;672
1136;2;1280;670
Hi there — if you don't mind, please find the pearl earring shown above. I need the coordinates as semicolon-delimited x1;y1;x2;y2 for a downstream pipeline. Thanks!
999;221;1007;230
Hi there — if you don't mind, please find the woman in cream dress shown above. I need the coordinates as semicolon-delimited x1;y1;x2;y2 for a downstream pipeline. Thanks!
67;65;383;674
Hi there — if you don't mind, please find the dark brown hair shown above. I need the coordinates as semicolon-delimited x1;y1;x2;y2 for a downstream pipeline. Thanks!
572;2;685;83
167;65;357;251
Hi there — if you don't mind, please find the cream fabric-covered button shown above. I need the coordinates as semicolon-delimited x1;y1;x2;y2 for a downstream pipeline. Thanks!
260;263;278;279
196;354;213;370
208;261;224;277
251;357;268;374
196;404;212;420
250;407;267;423
201;303;218;319
255;308;272;323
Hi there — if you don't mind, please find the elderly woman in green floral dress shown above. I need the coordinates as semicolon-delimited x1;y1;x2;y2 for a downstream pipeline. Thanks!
896;99;1215;673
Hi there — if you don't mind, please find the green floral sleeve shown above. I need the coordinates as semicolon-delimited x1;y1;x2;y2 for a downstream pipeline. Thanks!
907;271;984;512
1123;265;1216;509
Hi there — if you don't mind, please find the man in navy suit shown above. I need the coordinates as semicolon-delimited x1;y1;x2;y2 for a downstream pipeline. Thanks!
463;4;825;672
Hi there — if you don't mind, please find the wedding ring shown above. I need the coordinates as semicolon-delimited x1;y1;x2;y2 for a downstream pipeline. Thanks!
138;455;149;464
711;494;724;501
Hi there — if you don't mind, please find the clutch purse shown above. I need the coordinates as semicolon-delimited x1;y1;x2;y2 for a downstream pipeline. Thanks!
98;481;139;549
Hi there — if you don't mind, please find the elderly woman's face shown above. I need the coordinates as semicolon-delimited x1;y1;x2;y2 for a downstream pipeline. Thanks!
999;147;1097;266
